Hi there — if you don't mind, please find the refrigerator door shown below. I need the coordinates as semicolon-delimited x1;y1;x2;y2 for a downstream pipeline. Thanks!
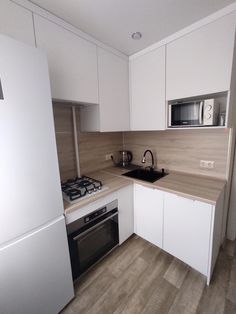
0;35;63;245
0;216;74;314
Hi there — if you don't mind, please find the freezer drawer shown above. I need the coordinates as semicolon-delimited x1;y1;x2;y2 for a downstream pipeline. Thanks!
0;216;74;314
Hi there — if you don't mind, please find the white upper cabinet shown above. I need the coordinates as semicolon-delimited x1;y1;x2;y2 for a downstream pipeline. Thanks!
0;0;35;46
166;12;236;100
34;14;98;104
97;48;130;131
130;46;166;130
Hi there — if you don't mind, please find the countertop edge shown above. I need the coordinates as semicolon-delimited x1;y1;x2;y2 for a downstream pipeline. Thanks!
64;167;226;214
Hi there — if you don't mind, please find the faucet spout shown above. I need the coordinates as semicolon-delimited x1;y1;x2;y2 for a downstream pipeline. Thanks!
141;150;154;170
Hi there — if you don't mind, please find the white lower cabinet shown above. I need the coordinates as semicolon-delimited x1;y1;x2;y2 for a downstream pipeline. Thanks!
115;185;134;244
163;192;212;276
134;184;163;248
133;184;224;284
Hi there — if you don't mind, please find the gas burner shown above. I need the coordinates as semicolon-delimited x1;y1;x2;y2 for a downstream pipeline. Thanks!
61;176;106;204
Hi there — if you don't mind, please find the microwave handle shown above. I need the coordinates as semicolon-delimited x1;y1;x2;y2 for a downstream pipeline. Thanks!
199;101;204;125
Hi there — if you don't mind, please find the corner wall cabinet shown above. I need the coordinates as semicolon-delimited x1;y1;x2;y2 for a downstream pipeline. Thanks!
34;14;99;104
166;12;236;100
0;0;35;46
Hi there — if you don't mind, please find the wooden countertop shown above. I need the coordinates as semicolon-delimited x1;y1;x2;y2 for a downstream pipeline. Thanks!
64;166;226;214
102;166;226;205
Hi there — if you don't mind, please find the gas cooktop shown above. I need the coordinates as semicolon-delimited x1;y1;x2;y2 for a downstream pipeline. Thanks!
61;176;107;204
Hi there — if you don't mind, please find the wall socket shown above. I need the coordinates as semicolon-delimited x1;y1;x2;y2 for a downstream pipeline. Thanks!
105;153;113;161
200;160;215;169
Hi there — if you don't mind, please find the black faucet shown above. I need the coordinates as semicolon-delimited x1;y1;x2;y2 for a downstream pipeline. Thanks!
141;150;154;171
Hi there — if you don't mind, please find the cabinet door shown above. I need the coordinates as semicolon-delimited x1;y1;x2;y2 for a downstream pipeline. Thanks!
98;48;130;131
166;12;236;100
134;184;163;248
130;46;166;130
115;185;134;244
34;14;98;104
163;192;212;275
0;0;35;46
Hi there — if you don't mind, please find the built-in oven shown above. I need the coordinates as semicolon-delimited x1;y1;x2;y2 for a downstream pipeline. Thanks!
67;200;119;281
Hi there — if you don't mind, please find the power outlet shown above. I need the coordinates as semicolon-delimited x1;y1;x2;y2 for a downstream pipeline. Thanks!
105;153;113;161
200;160;215;169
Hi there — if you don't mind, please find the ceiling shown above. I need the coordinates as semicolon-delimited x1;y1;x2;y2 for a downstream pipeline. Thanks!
30;0;236;55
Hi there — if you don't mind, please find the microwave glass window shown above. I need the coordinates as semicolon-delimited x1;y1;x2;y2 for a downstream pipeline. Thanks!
171;102;201;126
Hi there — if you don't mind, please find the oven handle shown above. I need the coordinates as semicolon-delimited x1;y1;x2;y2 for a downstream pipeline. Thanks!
72;211;118;241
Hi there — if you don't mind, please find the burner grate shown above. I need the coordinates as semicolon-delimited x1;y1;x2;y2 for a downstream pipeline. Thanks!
61;176;104;203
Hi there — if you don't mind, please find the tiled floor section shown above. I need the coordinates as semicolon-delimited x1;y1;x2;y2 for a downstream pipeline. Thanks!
62;235;236;314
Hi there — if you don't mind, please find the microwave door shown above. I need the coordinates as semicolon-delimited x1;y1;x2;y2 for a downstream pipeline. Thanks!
171;102;202;127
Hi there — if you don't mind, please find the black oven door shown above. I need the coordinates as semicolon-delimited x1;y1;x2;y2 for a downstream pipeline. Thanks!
170;101;203;127
68;208;119;281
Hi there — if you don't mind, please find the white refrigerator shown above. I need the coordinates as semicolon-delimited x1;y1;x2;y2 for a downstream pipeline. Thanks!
0;35;74;313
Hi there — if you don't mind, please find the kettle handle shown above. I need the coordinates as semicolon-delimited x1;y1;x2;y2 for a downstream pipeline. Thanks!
127;151;133;163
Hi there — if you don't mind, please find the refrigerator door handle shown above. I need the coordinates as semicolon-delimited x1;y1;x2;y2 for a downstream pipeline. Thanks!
0;79;4;99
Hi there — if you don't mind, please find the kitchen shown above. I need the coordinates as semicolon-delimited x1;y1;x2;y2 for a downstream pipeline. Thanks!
0;0;236;313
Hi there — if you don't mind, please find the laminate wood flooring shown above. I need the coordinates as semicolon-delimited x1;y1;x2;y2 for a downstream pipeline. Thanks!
61;235;236;314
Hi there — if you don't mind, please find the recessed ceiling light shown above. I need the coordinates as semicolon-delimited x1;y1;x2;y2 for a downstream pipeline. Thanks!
131;32;142;40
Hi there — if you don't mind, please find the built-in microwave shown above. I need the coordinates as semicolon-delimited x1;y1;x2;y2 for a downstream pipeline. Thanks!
168;99;219;128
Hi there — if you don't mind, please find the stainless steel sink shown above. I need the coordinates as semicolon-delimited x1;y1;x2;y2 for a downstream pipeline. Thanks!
122;168;168;183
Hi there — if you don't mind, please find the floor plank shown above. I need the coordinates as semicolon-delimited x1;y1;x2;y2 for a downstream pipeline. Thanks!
196;251;232;314
224;299;236;314
141;277;178;314
88;257;148;314
226;258;236;305
168;269;205;314
164;257;190;289
224;239;235;258
71;270;116;313
107;235;149;278
115;251;173;314
61;236;236;314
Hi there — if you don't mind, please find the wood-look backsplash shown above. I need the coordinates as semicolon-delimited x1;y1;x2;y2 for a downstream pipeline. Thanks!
123;129;229;179
53;103;229;181
53;103;123;180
